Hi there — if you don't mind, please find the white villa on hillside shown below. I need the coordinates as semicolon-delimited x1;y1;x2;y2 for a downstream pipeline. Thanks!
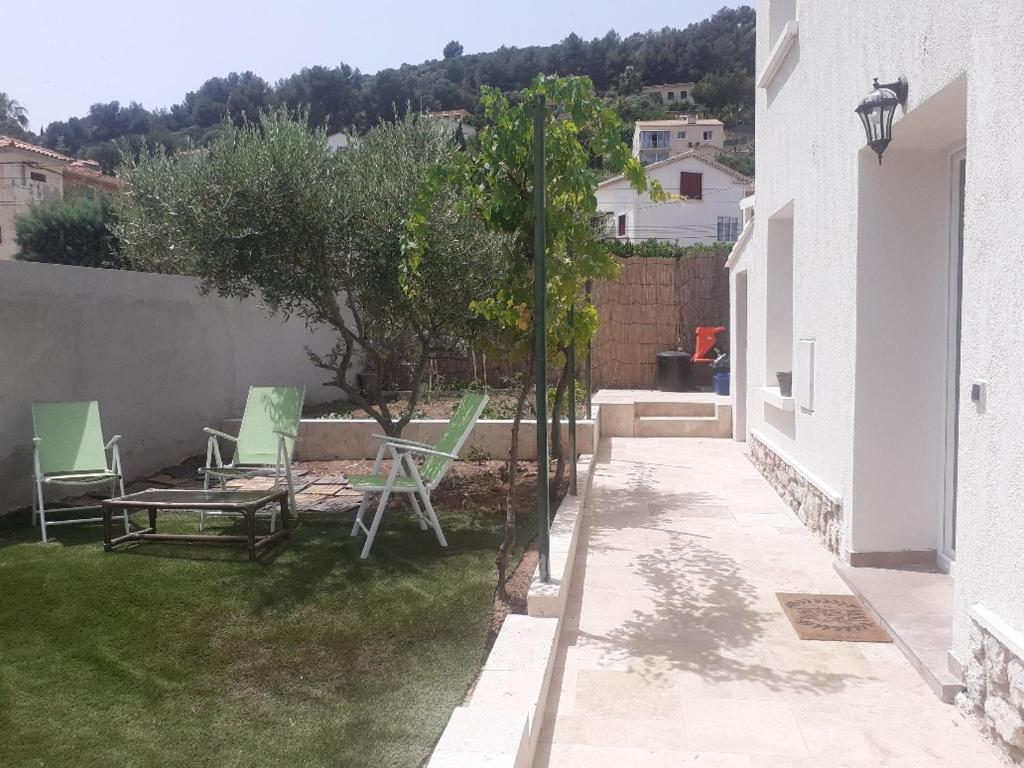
634;116;725;164
729;0;1024;758
598;145;751;245
641;82;697;106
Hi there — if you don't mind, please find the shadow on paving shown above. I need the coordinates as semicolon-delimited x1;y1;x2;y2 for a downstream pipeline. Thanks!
561;451;869;696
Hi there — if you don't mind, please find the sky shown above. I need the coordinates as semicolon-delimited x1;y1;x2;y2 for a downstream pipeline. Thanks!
5;0;743;131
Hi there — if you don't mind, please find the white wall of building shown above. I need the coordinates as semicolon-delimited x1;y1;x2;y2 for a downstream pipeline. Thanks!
733;0;1024;663
0;261;347;511
0;149;65;260
597;154;749;245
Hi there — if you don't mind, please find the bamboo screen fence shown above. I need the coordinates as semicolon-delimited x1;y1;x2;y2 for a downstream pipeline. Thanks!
427;249;730;391
591;251;729;388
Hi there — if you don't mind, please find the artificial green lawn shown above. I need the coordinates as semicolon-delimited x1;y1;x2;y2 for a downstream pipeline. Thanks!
0;504;512;767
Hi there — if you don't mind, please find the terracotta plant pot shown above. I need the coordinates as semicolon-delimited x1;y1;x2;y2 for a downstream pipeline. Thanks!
777;371;793;397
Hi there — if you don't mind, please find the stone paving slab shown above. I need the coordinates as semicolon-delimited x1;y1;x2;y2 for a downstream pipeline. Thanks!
534;438;1003;768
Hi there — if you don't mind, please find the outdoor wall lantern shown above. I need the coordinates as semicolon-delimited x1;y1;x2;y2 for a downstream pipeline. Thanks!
855;76;908;164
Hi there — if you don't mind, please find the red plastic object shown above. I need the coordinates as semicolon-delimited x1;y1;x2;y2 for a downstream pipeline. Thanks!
693;326;726;362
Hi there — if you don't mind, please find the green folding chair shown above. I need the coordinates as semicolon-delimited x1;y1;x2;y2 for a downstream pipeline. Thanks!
201;386;304;531
31;401;128;543
349;392;488;559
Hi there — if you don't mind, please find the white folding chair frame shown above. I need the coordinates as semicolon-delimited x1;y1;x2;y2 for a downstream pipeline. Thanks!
200;428;297;532
31;435;129;544
349;439;457;559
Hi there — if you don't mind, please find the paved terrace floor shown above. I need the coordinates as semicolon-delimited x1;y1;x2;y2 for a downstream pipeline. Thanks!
535;438;1002;767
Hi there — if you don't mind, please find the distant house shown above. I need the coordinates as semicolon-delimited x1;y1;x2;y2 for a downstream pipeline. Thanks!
597;146;752;245
326;132;354;151
641;82;697;106
64;159;120;195
426;109;477;140
633;116;726;164
0;137;120;261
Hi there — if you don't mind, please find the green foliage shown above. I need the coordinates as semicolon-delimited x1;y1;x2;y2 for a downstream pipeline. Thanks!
36;7;756;170
0;91;29;128
616;65;643;95
405;75;667;376
443;40;464;59
113;108;503;436
604;239;734;259
0;91;34;139
608;91;668;147
466;444;491;462
715;150;754;177
692;68;755;125
14;191;122;268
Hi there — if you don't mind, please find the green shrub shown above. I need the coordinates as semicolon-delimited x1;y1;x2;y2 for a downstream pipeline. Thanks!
604;240;734;259
14;191;122;268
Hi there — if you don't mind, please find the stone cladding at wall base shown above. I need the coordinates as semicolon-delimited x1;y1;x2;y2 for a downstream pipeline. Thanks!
749;433;843;554
957;618;1024;763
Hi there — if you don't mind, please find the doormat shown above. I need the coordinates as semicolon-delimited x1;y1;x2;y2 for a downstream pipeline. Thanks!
777;593;892;642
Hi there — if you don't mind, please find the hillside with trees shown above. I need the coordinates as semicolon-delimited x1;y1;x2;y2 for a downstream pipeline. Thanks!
11;5;754;173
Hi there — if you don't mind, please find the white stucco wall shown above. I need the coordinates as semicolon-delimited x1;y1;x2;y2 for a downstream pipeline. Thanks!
597;155;748;245
0;261;347;512
734;0;1024;661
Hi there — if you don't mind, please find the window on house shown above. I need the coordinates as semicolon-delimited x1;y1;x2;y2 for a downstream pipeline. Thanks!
679;171;703;200
640;130;671;149
703;131;713;141
667;91;675;100
680;90;688;100
677;131;686;139
30;171;46;182
617;214;627;237
717;216;740;242
640;150;669;164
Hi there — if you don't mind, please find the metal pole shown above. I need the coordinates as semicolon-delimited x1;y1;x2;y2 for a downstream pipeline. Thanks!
533;95;550;583
568;302;578;496
585;278;593;420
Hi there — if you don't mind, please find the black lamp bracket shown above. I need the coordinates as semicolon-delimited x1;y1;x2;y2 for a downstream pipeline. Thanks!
876;76;909;106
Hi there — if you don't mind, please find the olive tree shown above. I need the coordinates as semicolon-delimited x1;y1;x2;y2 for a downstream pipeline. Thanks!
114;108;503;435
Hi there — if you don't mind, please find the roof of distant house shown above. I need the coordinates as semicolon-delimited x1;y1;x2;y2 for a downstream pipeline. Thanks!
635;118;725;128
0;135;73;163
427;109;472;119
0;136;120;190
598;147;753;189
642;82;696;90
64;159;121;192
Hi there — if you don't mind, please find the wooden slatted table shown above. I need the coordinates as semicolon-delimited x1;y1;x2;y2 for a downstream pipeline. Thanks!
101;488;289;561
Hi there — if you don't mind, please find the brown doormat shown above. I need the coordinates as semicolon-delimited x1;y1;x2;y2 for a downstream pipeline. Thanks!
777;593;892;642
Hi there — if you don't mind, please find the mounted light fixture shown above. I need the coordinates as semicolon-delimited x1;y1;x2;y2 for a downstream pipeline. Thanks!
855;76;908;164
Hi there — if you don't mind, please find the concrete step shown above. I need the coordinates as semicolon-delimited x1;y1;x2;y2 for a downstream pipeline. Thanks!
634;415;727;438
835;563;963;703
428;706;528;768
634;401;716;418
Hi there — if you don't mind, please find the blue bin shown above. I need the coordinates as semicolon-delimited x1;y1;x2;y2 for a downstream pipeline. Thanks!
713;371;730;396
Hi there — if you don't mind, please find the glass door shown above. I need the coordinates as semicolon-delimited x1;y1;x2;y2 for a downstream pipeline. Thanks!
941;148;966;570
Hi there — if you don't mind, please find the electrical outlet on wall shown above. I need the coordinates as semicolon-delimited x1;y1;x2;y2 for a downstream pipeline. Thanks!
971;380;986;411
795;339;815;412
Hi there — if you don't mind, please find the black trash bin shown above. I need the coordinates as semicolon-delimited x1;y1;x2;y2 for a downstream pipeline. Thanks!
655;351;693;392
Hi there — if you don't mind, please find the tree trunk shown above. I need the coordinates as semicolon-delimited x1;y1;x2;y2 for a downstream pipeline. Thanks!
548;353;570;506
496;351;534;603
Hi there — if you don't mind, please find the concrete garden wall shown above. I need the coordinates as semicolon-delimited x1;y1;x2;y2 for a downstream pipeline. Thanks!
0;260;343;512
221;416;596;462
